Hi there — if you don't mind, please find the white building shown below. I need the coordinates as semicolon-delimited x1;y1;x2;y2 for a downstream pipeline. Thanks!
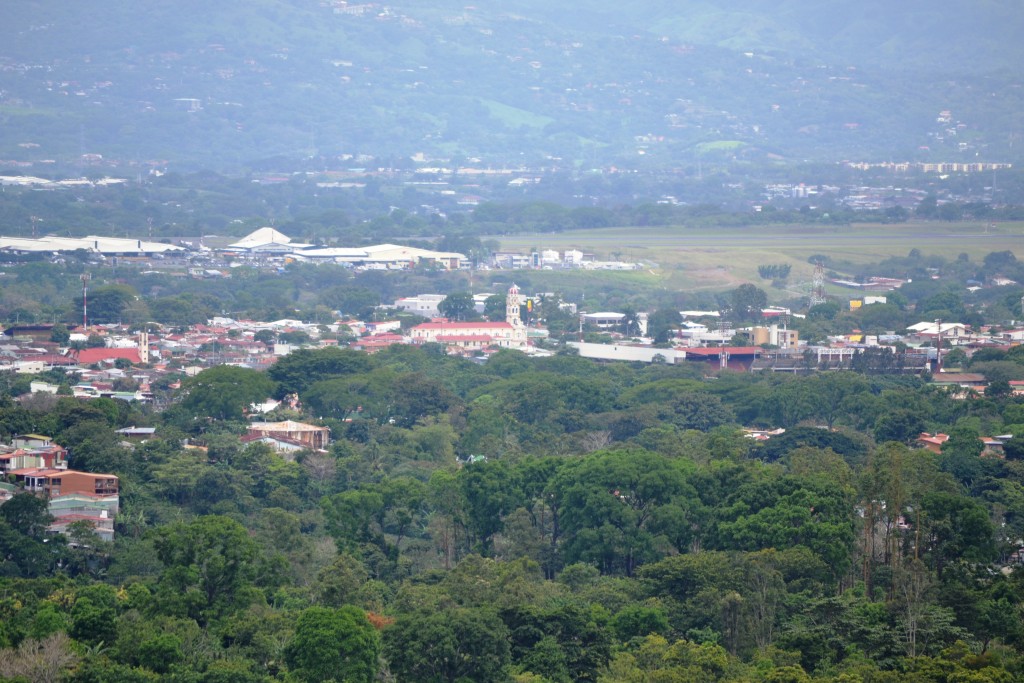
0;235;185;256
569;342;685;364
394;294;447;318
564;249;584;266
541;249;561;265
225;229;464;269
583;312;625;329
227;227;303;254
906;321;969;338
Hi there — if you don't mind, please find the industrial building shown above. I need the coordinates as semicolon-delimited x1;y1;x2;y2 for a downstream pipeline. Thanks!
224;228;465;270
0;235;185;256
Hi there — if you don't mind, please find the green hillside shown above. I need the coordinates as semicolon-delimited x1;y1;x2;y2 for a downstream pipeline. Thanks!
516;0;1024;73
0;0;1021;170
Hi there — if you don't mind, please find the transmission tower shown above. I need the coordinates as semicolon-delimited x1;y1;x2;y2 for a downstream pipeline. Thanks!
808;261;827;308
717;312;730;346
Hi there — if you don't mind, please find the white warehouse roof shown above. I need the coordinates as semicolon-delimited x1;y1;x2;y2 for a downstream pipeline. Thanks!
227;227;294;250
0;235;185;255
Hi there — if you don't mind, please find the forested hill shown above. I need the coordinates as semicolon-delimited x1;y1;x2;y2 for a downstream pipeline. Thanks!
501;0;1024;74
1;0;1022;170
3;344;1024;680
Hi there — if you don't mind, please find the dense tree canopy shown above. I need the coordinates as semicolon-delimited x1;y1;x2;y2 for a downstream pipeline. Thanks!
180;365;278;422
284;606;379;683
1;315;1024;681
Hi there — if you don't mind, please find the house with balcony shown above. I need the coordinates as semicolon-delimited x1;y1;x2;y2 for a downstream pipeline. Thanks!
0;448;67;476
2;468;120;541
18;469;119;498
13;434;55;449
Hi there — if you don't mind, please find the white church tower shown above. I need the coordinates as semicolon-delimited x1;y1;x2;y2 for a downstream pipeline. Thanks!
506;283;528;348
506;283;522;326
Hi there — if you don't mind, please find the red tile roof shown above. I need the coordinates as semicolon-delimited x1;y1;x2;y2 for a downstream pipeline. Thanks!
413;322;512;330
931;373;986;384
9;467;59;476
918;432;950;445
21;354;77;365
74;348;142;365
49;514;110;523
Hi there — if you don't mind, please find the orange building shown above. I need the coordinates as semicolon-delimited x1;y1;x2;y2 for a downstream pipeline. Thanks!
917;433;950;454
16;469;119;498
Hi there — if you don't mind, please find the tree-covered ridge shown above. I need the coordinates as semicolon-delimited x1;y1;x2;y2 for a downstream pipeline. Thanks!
2;342;1024;680
1;1;1022;168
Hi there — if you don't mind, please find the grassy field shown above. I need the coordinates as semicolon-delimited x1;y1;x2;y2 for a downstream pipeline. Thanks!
479;99;554;129
494;221;1024;296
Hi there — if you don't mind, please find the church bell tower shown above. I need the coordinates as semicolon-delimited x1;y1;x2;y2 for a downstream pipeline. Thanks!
506;283;523;327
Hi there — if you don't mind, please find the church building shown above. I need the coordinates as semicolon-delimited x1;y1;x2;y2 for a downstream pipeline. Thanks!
410;284;528;353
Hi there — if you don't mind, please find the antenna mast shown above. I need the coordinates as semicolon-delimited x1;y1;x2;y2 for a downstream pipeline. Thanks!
81;273;91;330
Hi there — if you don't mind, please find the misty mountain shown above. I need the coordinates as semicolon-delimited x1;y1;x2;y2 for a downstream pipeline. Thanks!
1;1;1021;171
503;0;1024;73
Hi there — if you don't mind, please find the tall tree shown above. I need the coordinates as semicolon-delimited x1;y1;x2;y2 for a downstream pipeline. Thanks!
553;449;692;575
647;307;682;344
284;606;379;683
73;284;141;325
152;515;260;623
180;365;277;421
268;346;373;397
0;492;52;540
382;608;511;683
483;293;507;322
438;292;477;321
728;284;767;321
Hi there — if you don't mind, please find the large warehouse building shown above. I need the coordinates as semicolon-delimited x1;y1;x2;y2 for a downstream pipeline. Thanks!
0;236;185;257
